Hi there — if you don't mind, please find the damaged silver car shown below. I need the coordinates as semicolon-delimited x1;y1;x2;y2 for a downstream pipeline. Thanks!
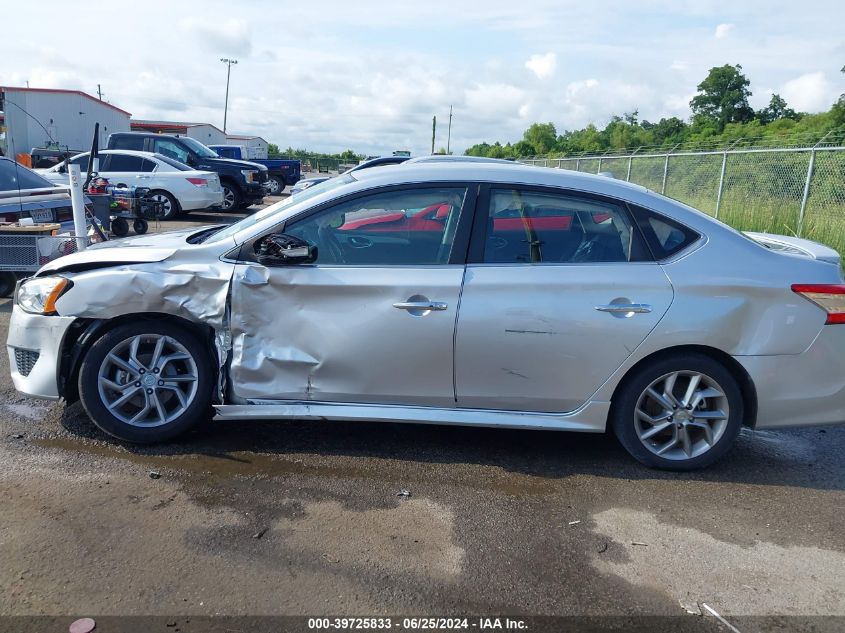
8;163;845;469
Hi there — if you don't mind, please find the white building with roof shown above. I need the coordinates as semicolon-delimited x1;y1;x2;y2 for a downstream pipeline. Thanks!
0;86;131;157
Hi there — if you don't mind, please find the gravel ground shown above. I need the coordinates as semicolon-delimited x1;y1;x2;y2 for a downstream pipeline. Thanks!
1;193;844;631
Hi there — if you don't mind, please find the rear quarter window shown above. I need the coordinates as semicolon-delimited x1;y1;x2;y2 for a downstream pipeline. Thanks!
630;205;700;260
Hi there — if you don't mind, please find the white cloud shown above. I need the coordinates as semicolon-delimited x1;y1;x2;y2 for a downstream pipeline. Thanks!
1;1;843;155
525;52;557;79
715;23;735;39
780;71;837;111
179;17;252;56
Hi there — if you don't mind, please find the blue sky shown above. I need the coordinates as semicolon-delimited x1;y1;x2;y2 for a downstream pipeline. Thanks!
1;0;843;155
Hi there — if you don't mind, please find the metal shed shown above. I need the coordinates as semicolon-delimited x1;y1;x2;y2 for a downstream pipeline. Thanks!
0;87;131;158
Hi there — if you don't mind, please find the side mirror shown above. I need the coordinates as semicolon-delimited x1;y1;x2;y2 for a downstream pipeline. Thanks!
58;162;67;173
186;155;197;167
256;233;318;266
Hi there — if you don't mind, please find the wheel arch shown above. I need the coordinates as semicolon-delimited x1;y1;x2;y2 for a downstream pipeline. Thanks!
610;344;758;429
59;312;218;403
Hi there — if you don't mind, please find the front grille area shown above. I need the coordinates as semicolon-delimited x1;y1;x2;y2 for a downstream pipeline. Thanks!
14;348;40;377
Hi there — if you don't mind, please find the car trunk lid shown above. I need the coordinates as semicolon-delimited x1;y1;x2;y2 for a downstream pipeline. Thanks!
744;231;841;266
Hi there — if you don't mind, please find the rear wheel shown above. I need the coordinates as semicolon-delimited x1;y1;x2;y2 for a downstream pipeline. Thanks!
611;353;743;470
133;218;149;234
148;190;179;220
266;175;285;195
78;322;213;443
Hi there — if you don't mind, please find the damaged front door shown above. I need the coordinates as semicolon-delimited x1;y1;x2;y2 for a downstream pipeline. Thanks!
229;185;472;406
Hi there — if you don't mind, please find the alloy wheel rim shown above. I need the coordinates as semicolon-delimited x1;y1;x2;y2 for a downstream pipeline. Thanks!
267;178;280;194
97;334;198;427
151;194;172;217
634;370;729;460
222;187;236;210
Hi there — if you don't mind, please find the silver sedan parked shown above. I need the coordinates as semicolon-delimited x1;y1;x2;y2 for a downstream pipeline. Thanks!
7;163;845;469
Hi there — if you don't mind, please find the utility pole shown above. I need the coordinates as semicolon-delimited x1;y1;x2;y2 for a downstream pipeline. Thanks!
220;58;238;133
446;105;452;155
431;115;436;154
97;84;103;100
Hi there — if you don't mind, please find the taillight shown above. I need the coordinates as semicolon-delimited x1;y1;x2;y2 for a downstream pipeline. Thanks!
55;208;73;222
791;284;845;324
186;177;208;187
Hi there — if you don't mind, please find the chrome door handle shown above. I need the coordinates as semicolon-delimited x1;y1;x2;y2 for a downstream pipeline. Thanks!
595;303;652;314
393;301;448;311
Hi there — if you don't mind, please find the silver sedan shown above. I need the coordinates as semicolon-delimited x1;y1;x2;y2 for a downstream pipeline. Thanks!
7;163;845;469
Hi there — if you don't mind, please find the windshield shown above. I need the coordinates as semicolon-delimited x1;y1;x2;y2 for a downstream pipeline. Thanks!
180;137;219;158
154;154;192;171
0;158;58;190
203;173;358;244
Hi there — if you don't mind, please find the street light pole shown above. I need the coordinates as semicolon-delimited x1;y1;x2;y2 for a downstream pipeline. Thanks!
220;58;238;133
446;105;452;155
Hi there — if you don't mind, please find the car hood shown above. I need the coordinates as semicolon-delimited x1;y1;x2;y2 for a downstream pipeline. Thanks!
36;226;214;275
196;157;268;171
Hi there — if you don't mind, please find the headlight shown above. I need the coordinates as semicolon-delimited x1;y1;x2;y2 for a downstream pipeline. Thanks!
241;169;258;182
16;276;72;315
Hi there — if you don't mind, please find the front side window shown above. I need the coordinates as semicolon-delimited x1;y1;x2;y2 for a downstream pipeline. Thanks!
282;187;467;265
482;189;641;264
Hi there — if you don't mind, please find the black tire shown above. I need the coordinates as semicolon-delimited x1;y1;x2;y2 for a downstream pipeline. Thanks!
133;218;149;235
220;182;242;212
267;175;285;195
0;272;16;297
611;352;744;470
78;321;214;443
110;217;129;237
148;190;180;220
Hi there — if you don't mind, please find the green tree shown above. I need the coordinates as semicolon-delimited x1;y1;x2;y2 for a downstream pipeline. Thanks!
757;94;798;124
267;143;280;156
690;64;755;130
832;65;845;128
523;122;557;155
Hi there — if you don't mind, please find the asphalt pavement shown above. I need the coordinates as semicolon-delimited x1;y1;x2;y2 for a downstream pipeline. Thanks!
1;192;843;631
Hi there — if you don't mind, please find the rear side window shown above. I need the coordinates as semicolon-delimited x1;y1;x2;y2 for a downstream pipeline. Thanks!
482;189;648;264
113;135;145;151
106;154;146;172
630;205;700;260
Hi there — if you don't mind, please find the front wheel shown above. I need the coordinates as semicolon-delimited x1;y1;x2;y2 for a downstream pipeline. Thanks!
78;322;213;443
611;353;744;470
220;183;242;212
0;272;17;297
110;217;129;237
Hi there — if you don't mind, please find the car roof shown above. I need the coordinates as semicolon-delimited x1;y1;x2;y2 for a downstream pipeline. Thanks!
351;161;644;192
349;156;410;171
405;155;516;165
71;149;160;158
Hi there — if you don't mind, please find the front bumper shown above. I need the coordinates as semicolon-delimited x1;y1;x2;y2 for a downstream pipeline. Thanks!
737;325;845;429
7;305;76;400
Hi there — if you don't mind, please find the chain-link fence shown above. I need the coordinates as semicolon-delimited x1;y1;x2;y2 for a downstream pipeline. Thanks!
521;146;845;256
